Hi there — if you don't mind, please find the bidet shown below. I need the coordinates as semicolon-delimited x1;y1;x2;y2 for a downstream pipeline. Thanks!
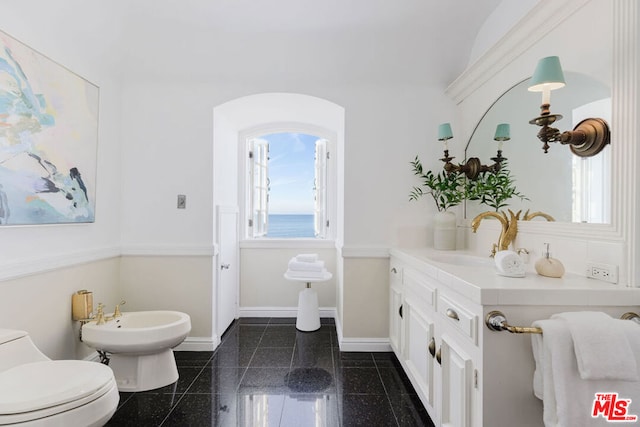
81;310;191;391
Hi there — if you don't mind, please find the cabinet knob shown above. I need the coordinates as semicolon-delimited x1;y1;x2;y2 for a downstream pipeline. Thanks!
436;347;442;365
446;308;460;321
391;267;398;274
428;337;436;358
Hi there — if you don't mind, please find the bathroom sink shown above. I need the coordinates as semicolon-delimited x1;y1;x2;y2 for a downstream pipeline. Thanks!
428;253;494;267
82;310;191;355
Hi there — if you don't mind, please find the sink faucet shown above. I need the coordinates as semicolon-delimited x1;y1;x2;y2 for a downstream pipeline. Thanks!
522;210;555;222
471;209;521;254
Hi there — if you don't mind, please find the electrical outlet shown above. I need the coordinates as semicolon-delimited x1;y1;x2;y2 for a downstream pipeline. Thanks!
586;262;618;284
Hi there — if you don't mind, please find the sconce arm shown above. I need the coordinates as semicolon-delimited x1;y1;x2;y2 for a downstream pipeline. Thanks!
529;106;610;157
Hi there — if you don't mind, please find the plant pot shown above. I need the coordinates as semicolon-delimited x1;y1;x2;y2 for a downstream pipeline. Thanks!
434;211;456;250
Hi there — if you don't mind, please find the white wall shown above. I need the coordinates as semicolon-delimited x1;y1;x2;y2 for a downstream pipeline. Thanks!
0;3;124;358
0;3;123;266
119;80;454;343
467;0;539;65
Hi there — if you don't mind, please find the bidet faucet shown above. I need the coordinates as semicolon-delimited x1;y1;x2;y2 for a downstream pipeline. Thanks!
114;300;126;318
94;303;106;325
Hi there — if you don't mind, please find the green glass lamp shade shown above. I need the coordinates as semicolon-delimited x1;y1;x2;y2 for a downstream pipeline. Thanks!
528;56;566;92
494;123;510;141
438;123;453;141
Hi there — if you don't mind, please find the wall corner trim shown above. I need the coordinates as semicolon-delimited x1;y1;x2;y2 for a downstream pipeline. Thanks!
120;245;217;257
0;246;120;282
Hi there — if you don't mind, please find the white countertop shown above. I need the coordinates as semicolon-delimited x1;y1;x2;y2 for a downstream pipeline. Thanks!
390;248;640;306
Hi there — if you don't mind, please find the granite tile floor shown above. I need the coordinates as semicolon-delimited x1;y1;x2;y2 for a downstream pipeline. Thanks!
106;317;434;426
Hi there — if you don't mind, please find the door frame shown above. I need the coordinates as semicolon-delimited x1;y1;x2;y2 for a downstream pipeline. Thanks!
215;205;240;340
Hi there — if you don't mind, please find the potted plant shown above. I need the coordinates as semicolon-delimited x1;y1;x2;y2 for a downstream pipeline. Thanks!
409;155;465;250
465;162;528;211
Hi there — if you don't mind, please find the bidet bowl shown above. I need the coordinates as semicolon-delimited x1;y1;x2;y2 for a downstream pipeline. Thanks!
82;311;191;355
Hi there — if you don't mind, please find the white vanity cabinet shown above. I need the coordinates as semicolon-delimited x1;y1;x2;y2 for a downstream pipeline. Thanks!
389;248;640;427
402;267;437;409
390;254;480;426
389;259;403;355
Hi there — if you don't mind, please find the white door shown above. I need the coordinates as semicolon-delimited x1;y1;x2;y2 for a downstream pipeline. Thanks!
216;206;239;338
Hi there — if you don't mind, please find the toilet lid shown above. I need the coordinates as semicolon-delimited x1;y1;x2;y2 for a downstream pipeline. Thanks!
0;360;114;414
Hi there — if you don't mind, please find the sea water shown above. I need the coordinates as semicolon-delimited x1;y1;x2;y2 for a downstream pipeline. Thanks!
266;214;315;238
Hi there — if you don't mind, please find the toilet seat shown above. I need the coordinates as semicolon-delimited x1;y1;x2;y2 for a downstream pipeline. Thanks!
0;360;116;425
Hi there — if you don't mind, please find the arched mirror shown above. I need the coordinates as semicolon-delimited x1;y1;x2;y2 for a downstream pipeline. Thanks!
464;72;612;224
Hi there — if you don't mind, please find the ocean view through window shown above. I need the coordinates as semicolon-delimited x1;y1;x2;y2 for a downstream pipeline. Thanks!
246;131;330;239
266;214;315;238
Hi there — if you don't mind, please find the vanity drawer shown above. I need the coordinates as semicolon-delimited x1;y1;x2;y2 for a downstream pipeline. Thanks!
438;294;478;344
403;268;436;312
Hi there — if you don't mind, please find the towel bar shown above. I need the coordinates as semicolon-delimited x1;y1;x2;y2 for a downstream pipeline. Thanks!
485;310;640;334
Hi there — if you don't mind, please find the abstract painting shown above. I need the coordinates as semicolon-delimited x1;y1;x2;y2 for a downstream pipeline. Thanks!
0;30;98;225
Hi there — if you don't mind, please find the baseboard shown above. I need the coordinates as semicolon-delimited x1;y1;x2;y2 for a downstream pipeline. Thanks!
174;336;218;352
338;337;392;352
334;313;392;352
239;306;337;318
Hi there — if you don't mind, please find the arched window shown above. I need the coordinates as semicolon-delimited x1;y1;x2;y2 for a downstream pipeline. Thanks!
244;128;335;240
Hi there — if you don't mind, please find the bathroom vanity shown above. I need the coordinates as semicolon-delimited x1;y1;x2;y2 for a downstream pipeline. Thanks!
389;248;640;427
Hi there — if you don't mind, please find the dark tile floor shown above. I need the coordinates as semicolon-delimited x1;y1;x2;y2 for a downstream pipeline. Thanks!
106;317;434;426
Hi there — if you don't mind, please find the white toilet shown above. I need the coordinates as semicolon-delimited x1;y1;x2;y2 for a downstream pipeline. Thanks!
0;329;119;427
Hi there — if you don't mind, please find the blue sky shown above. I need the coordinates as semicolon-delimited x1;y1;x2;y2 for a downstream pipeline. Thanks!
263;132;317;214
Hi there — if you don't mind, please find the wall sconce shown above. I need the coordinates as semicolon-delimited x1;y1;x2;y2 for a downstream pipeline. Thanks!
438;123;506;181
528;56;610;157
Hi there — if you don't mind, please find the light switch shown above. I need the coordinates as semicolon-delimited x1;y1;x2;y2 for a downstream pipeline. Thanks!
177;194;186;209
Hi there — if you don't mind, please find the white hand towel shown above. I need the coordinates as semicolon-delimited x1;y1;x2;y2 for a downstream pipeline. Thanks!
531;321;545;400
553;311;638;381
288;258;325;272
296;253;319;263
531;318;640;427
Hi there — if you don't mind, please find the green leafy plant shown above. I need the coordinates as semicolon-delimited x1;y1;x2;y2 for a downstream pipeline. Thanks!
409;156;465;212
465;162;528;211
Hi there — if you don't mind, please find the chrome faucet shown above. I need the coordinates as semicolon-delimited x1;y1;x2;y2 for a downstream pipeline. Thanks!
471;209;521;254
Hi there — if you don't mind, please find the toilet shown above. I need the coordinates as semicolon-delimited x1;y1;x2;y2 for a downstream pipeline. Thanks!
0;329;119;427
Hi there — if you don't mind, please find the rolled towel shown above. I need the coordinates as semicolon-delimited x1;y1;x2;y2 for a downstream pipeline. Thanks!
296;253;318;263
285;269;328;279
288;258;325;272
494;250;525;277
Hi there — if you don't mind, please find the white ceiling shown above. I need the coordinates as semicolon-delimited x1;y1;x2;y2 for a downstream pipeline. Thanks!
114;0;502;85
3;0;503;85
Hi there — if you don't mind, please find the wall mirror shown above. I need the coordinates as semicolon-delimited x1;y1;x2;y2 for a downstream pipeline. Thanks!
464;71;611;223
447;0;638;284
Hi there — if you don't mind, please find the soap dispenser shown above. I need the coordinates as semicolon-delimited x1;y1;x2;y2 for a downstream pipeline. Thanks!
534;243;565;278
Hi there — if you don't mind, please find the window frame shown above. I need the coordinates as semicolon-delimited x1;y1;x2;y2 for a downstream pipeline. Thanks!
238;123;336;245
